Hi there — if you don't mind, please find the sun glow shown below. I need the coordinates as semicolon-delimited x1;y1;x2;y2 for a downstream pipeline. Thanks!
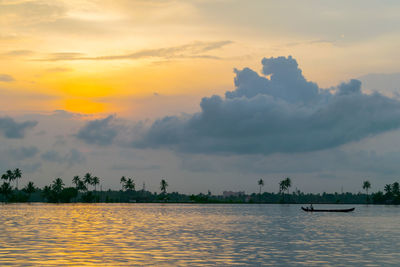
63;98;107;114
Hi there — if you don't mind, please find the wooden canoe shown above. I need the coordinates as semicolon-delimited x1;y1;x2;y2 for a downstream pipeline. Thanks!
301;207;355;212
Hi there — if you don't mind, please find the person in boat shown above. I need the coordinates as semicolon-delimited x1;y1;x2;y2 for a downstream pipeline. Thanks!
309;204;314;211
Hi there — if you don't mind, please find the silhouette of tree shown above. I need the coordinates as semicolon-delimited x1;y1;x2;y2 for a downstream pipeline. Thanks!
6;170;15;187
160;179;168;194
13;168;22;190
279;178;292;202
72;176;80;189
0;182;12;201
124;178;135;191
384;184;392;196
120;176;127;191
92;176;100;191
1;173;8;181
77;180;87;192
392;182;399;196
83;173;92;189
279;180;286;195
52;178;64;194
258;179;264;194
23;181;36;201
284;177;292;195
42;185;51;199
363;180;371;202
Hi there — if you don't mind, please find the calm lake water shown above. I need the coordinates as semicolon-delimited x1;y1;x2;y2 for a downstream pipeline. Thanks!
0;203;399;266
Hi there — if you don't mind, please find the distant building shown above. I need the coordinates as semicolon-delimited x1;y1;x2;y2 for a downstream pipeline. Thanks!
223;191;245;197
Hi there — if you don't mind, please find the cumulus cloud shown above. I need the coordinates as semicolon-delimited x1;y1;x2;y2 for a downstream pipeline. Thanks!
41;148;86;166
0;74;15;82
0;116;37;138
133;56;400;155
76;115;119;145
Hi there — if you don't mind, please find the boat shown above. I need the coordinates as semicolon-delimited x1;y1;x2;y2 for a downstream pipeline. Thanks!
301;207;355;212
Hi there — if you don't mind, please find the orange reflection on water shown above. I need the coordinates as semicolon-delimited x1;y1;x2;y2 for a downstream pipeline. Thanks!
1;203;400;266
0;204;244;266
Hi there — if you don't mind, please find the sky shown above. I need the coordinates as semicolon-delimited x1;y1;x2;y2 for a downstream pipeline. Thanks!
2;0;400;194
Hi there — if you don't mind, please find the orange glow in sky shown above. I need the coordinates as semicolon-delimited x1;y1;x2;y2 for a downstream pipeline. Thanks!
1;0;400;116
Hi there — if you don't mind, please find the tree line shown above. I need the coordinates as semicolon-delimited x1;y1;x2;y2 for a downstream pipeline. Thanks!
1;169;399;204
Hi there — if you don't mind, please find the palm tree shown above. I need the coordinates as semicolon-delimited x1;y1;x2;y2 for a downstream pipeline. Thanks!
160;178;168;194
0;182;12;201
23;181;36;201
52;178;64;194
42;185;51;200
279;179;289;202
258;178;264;194
279;180;287;194
124;178;135;191
362;180;371;202
1;173;8;181
384;184;392;196
392;182;399;196
13;168;22;190
6;170;15;187
284;177;292;195
120;176;127;191
92;176;100;191
83;173;92;190
77;180;87;192
72;176;80;189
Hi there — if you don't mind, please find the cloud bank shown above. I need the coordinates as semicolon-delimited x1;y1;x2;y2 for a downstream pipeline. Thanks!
131;56;400;154
76;115;118;146
0;117;37;138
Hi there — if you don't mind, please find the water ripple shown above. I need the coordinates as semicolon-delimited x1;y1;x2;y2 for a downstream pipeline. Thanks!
0;204;399;266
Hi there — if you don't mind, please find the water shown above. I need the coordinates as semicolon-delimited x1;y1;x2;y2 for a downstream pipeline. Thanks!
0;204;399;266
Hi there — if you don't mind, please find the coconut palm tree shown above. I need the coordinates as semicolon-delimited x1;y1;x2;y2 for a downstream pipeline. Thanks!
0;182;12;201
83;173;92;190
284;177;292;195
13;168;22;190
6;170;15;187
23;181;36;201
120;176;127;191
258;179;264;194
362;180;371;201
279;180;287;194
72;176;80;189
384;184;392;196
392;182;399;196
42;185;51;200
92;176;100;191
279;179;288;202
124;178;135;191
1;173;8;181
52;178;64;194
77;180;87;192
160;179;168;194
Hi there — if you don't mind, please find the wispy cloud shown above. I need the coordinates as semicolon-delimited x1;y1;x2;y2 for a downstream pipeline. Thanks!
41;148;86;167
45;67;73;72
1;50;35;57
0;74;15;82
36;41;233;61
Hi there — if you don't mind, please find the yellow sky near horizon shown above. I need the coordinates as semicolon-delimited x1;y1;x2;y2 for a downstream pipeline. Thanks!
2;0;400;116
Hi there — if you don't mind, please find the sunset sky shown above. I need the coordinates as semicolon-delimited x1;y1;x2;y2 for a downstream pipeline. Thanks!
2;0;400;194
